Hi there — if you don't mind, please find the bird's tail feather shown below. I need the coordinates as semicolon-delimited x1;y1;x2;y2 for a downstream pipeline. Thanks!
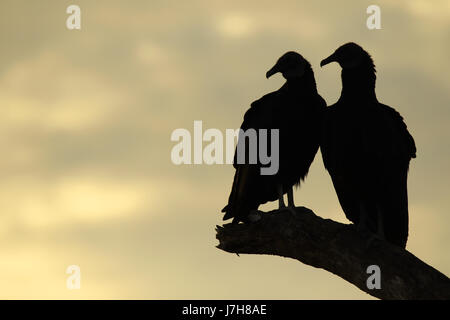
381;169;409;248
222;166;254;222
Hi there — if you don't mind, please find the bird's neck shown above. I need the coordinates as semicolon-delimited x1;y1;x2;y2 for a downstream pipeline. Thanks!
340;63;377;102
283;69;317;95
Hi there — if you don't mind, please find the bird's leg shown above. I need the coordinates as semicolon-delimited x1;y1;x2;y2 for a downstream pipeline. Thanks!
276;185;296;215
357;203;375;249
357;203;386;249
287;187;295;207
286;187;297;215
277;184;286;209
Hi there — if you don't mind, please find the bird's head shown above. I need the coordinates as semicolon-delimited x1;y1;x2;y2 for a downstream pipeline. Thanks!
320;42;372;69
266;51;308;80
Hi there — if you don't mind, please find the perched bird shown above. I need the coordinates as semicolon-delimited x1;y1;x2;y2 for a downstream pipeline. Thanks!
222;51;326;223
320;42;416;248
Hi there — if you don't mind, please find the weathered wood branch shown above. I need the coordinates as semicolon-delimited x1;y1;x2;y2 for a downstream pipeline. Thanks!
216;207;450;300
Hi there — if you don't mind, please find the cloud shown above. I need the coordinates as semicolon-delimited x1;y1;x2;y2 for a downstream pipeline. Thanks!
390;0;450;25
0;175;158;233
217;13;255;38
0;51;129;133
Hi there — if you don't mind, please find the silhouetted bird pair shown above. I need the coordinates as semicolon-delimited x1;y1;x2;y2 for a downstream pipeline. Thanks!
222;43;416;249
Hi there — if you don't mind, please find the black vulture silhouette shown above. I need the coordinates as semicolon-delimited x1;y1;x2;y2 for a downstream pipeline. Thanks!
320;43;416;248
222;52;326;223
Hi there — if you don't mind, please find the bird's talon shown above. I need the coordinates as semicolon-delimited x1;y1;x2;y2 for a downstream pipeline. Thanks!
248;210;263;222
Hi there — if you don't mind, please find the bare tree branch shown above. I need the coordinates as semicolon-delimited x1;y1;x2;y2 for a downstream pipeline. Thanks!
216;207;450;300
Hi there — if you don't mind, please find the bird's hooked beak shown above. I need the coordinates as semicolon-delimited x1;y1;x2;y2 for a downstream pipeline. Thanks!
320;53;337;67
266;64;279;79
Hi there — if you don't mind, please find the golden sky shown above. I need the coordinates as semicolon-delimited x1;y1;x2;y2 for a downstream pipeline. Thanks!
0;0;449;299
